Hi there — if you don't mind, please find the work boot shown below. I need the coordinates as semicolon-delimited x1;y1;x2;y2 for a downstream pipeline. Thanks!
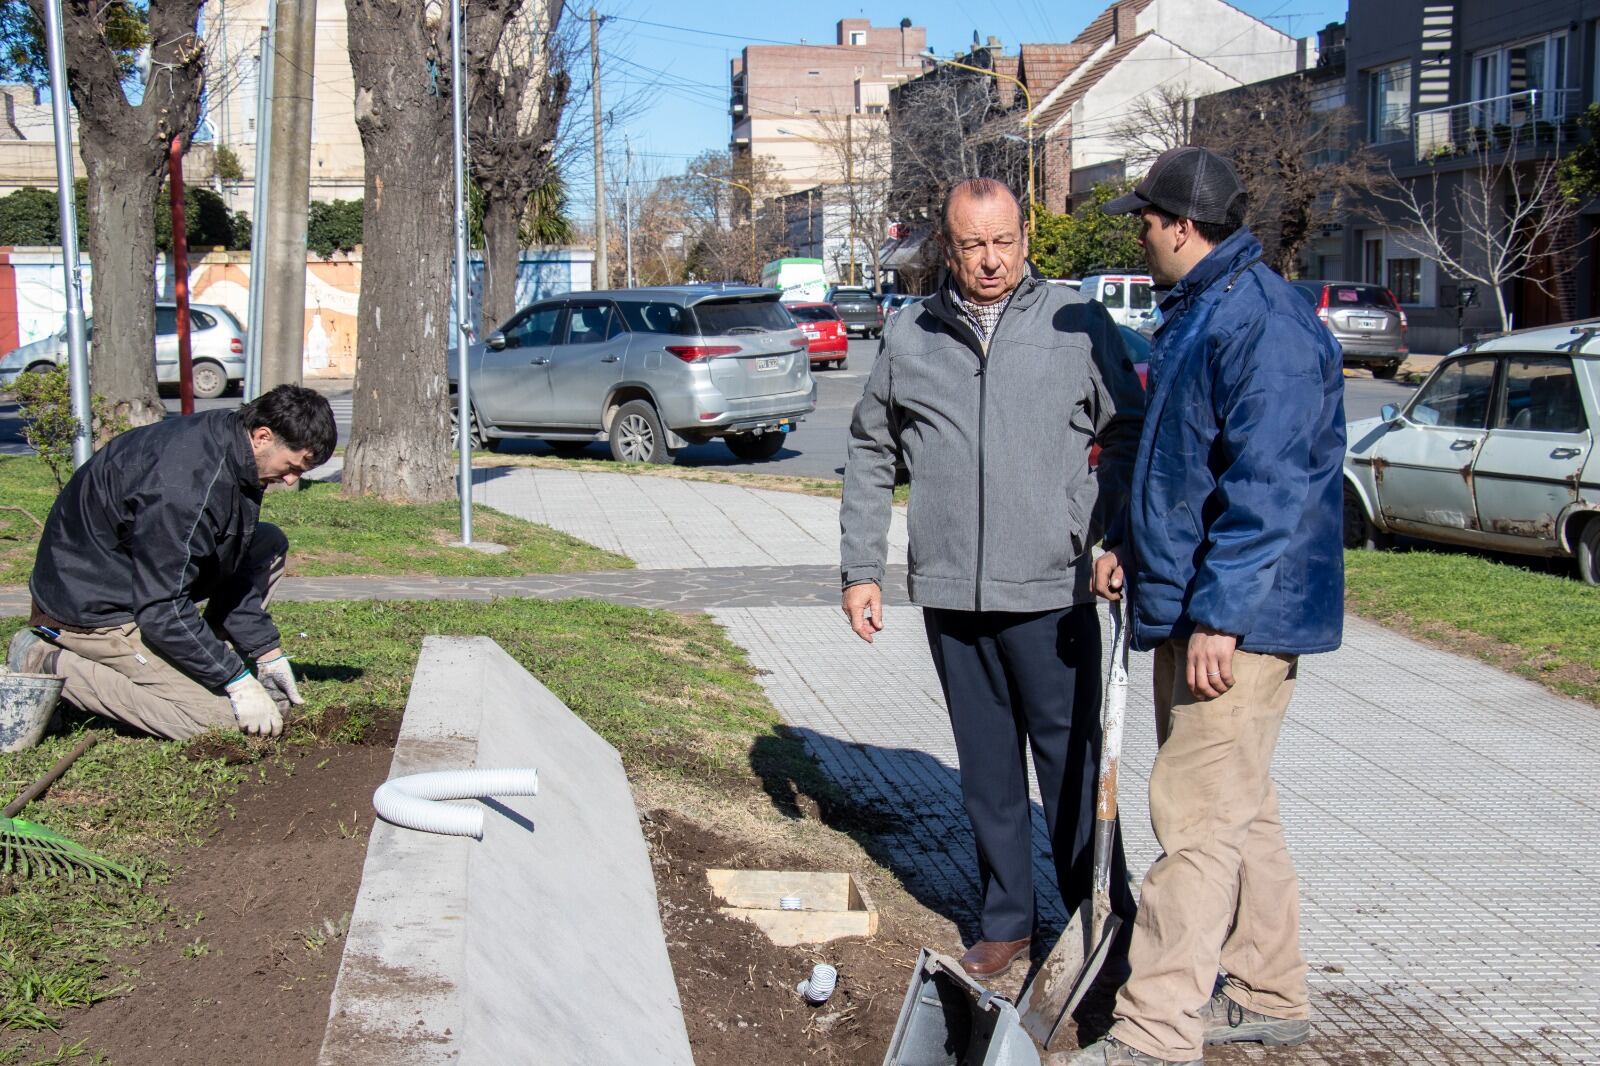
1202;988;1311;1046
958;936;1030;980
6;627;54;674
1055;1037;1200;1065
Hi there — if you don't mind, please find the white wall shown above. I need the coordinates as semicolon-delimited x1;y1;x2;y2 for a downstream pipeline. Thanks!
1139;0;1310;84
1069;36;1245;169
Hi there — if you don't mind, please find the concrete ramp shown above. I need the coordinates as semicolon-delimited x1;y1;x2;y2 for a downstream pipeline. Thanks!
319;636;693;1065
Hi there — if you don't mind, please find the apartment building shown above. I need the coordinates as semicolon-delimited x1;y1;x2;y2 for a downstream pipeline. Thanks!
206;0;364;210
1345;0;1600;348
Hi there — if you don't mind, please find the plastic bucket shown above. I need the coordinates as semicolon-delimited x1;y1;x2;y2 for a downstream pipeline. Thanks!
0;673;64;753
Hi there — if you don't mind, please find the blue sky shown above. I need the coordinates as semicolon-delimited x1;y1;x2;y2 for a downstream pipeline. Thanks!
576;0;1349;219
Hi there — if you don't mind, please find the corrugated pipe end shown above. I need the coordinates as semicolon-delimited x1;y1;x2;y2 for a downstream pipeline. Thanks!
372;768;539;840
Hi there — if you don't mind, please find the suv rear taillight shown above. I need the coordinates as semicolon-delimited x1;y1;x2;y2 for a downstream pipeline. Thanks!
230;338;244;354
1385;289;1408;331
1315;286;1330;324
665;344;740;362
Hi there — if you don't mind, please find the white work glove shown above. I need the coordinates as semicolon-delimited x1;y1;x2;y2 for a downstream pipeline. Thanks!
256;654;304;712
226;673;283;737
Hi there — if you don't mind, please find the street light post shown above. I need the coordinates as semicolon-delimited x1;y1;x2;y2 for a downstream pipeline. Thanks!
921;51;1035;235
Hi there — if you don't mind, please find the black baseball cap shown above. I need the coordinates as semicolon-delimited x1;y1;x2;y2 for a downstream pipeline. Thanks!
1103;146;1246;225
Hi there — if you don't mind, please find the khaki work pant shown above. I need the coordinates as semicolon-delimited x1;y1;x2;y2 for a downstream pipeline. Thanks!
43;535;287;741
1110;640;1308;1061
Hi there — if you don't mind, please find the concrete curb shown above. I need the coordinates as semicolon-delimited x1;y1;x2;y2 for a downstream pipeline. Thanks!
318;636;692;1065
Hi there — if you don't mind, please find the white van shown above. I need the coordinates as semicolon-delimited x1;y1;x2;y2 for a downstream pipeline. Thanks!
761;258;828;304
1080;273;1156;330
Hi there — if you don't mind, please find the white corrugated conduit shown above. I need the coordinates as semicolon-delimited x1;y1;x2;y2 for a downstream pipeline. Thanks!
372;768;540;839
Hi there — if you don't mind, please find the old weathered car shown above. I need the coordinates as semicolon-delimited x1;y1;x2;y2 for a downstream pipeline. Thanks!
1343;320;1600;582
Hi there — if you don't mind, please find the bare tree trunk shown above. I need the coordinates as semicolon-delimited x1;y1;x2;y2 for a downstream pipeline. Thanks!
33;0;208;434
83;153;165;430
343;0;515;501
481;193;523;330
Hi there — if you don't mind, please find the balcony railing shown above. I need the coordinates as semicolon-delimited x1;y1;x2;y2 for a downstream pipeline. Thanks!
1412;88;1578;164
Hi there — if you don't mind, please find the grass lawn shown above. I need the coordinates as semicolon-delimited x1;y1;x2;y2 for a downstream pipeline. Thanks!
1345;547;1600;704
0;455;631;585
0;597;825;1059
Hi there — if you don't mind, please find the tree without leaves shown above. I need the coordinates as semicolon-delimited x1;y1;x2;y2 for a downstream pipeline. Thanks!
468;0;570;330
1105;82;1194;170
23;0;207;432
807;112;893;290
673;149;788;284
1193;79;1383;276
1373;139;1585;331
343;0;518;502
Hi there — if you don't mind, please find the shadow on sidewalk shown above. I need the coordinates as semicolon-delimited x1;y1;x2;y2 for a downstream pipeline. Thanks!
750;725;1075;949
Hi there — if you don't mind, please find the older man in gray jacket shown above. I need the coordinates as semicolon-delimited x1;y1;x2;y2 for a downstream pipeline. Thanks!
841;178;1146;979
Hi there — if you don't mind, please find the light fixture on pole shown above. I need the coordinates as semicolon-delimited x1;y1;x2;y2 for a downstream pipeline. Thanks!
41;0;90;467
449;0;474;544
920;50;1035;234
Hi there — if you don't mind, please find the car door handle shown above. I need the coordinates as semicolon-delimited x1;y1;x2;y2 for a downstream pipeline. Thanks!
601;355;620;363
530;357;550;366
1552;446;1582;459
1450;438;1476;450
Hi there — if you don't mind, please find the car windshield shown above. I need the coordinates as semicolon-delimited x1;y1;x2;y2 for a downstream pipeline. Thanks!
787;305;839;322
691;298;794;336
1326;284;1392;309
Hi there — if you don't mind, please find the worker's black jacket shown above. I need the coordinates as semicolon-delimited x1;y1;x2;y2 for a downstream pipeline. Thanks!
31;409;278;689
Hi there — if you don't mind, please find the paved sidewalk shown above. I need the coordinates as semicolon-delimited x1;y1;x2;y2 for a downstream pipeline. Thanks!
470;466;1598;1064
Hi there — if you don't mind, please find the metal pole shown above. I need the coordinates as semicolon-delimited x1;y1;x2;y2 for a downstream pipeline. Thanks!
245;12;277;400
450;0;473;544
169;137;195;415
590;8;607;289
42;0;90;467
845;114;856;286
624;136;634;287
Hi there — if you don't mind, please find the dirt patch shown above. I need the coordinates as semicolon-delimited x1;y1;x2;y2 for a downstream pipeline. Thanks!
48;741;394;1066
647;807;959;1064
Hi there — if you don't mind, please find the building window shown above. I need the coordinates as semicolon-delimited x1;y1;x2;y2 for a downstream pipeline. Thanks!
1366;61;1412;143
806;70;821;77
1386;257;1422;303
865;103;885;114
1472;33;1567;121
849;30;866;46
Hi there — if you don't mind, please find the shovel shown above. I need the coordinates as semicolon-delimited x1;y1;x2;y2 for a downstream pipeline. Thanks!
1016;595;1130;1052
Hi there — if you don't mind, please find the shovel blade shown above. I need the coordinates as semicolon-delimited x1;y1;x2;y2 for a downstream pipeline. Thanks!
1016;901;1091;1046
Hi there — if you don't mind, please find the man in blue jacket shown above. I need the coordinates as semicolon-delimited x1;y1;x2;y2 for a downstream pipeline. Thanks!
1069;148;1345;1066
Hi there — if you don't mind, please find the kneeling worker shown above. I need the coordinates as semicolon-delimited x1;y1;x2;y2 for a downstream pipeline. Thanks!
7;385;337;740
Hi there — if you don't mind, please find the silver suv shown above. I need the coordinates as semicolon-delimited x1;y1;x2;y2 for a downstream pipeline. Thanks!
450;286;816;463
0;301;246;398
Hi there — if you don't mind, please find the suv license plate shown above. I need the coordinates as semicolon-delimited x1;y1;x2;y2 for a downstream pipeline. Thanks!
1356;318;1381;329
755;357;782;371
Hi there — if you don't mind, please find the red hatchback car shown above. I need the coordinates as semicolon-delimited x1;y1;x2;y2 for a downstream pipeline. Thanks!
785;302;850;370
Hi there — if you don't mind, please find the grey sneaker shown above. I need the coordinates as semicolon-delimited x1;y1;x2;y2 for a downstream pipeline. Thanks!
7;627;49;673
1057;1038;1200;1066
1202;989;1311;1046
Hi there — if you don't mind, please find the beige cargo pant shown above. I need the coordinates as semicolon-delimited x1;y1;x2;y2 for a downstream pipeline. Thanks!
1110;640;1308;1061
41;530;288;742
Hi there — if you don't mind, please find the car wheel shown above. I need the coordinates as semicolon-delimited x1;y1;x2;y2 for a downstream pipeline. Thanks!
836;358;848;370
449;404;500;452
191;359;227;399
609;400;668;464
547;440;591;458
725;431;785;462
1577;518;1600;585
1343;485;1389;551
1371;363;1401;380
25;362;55;377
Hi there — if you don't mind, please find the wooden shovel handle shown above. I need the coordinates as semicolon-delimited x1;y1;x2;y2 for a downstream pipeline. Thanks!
4;734;98;818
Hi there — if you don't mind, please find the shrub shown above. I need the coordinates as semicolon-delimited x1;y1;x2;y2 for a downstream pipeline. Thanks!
7;366;129;487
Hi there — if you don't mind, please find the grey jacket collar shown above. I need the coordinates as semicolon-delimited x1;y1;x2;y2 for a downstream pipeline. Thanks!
922;266;1047;357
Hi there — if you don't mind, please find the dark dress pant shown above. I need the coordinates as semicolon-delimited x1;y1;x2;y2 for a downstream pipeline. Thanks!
923;603;1136;942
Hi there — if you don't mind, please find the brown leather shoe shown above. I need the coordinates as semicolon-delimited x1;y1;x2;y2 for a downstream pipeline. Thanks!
958;937;1030;979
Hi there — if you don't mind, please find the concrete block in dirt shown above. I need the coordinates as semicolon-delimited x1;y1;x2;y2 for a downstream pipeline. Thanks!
318;636;693;1065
